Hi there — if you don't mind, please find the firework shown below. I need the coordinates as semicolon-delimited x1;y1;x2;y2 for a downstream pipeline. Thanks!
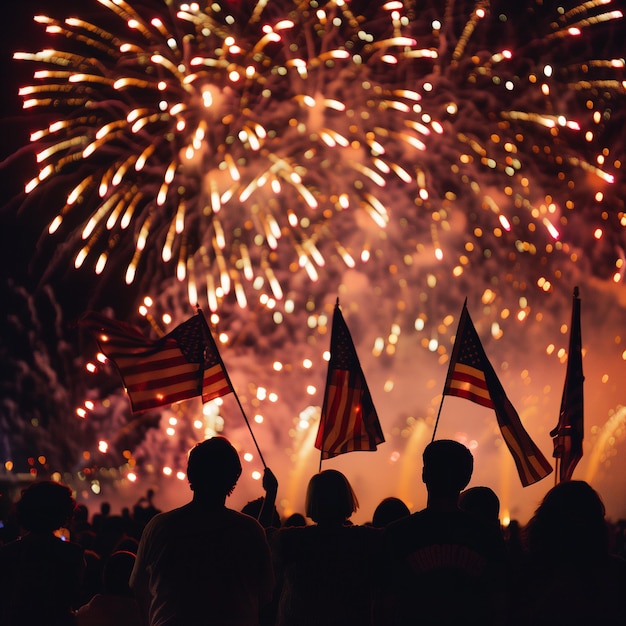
12;0;625;313
4;0;626;523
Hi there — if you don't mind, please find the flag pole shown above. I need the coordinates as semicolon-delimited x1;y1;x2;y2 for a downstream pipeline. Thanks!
554;456;560;486
432;298;467;442
431;395;446;443
550;286;584;485
317;298;339;472
196;305;267;469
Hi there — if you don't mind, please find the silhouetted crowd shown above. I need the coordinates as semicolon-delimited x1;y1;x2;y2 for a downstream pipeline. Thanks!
1;437;626;626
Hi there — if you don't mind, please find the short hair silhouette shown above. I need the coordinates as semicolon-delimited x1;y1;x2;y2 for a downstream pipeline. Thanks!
372;497;410;527
103;550;136;596
16;481;76;532
459;486;500;524
283;512;307;527
305;470;358;524
422;439;473;496
186;436;242;499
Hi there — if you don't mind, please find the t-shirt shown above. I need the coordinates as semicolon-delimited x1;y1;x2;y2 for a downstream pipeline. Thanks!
271;524;383;626
0;533;85;626
381;508;510;626
130;502;274;626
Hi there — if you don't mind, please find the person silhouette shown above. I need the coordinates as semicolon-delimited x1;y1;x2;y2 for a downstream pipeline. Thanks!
76;550;141;626
379;439;509;626
0;480;86;626
514;480;626;626
272;469;383;626
459;486;501;530
372;497;411;528
133;488;161;527
129;436;275;626
282;512;306;528
91;502;111;534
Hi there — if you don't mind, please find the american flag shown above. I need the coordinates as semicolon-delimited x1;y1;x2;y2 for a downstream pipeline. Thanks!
443;313;495;409
315;302;385;459
80;311;232;413
551;288;584;483
443;303;553;487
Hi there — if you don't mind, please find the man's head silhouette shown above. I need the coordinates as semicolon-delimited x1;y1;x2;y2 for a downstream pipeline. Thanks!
187;436;242;502
422;439;473;499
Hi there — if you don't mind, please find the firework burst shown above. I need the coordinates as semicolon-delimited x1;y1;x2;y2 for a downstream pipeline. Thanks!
12;0;625;314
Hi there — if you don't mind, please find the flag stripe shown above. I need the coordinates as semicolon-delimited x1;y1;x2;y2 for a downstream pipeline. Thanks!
500;425;536;486
446;363;494;407
80;311;233;413
128;377;199;402
317;376;378;459
123;361;199;390
321;372;362;456
447;386;493;408
110;345;184;372
125;366;200;395
445;364;495;408
131;387;202;413
500;424;553;486
315;304;384;460
203;364;232;402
